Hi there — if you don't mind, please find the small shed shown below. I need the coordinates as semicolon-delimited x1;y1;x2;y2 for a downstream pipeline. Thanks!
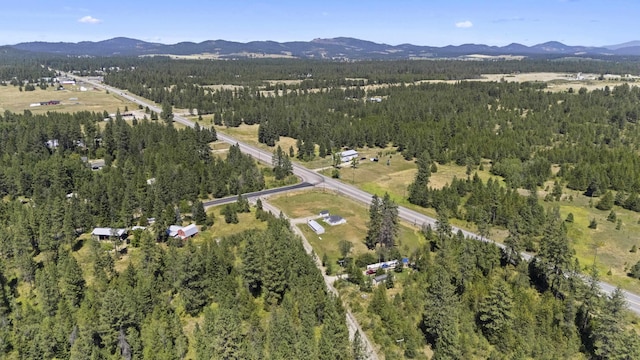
373;274;389;286
91;227;126;241
45;139;59;149
308;220;325;235
177;224;198;239
319;210;330;218
89;159;106;171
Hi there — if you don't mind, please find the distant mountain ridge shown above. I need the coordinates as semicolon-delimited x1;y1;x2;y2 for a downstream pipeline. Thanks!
8;37;640;59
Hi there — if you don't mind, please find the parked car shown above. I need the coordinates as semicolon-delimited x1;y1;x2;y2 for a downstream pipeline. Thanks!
365;269;376;275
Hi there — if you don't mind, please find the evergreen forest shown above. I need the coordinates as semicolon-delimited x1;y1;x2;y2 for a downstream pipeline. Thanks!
2;56;640;358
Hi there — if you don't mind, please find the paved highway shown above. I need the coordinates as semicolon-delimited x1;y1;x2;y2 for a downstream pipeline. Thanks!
202;182;313;208
67;73;640;316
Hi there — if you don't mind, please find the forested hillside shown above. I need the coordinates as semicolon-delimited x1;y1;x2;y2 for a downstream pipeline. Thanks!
3;55;640;358
0;109;355;358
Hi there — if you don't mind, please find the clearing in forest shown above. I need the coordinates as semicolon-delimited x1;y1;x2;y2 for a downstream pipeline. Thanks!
0;84;137;114
268;189;425;267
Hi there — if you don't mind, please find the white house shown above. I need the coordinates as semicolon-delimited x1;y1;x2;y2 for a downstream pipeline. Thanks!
340;150;359;163
91;227;127;241
324;215;346;226
308;220;325;235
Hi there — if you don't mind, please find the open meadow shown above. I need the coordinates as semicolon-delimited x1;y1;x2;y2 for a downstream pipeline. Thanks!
0;83;137;114
268;189;425;268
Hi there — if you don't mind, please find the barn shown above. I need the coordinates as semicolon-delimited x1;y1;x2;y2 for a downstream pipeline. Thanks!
177;224;199;239
308;219;325;235
340;150;358;163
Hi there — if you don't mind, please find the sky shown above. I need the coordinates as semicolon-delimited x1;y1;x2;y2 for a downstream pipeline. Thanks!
1;0;638;47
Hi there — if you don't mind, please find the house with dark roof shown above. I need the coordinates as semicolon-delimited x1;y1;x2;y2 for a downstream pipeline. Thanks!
373;274;389;286
324;215;346;226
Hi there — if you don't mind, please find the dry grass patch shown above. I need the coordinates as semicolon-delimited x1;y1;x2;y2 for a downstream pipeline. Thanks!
0;85;137;114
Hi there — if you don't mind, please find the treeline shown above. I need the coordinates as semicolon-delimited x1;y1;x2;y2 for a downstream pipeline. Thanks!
0;60;55;83
94;57;640;112
53;56;640;86
0;210;355;358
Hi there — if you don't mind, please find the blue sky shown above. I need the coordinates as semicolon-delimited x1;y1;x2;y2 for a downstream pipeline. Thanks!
1;0;637;46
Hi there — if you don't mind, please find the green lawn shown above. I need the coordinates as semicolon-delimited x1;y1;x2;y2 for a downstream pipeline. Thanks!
199;207;269;241
269;189;426;269
555;189;640;294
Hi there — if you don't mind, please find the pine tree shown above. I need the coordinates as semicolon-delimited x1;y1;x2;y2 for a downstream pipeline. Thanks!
478;279;514;345
192;200;207;225
319;297;350;360
160;101;173;125
408;151;431;206
242;233;264;296
503;222;522;265
365;195;382;249
596;191;614;210
537;208;573;296
262;227;288;306
592;288;640;359
180;242;208;316
379;193;399;248
272;145;293;180
61;253;85;307
222;204;239;224
435;208;452;242
236;194;250;213
352;330;367;360
422;267;461;359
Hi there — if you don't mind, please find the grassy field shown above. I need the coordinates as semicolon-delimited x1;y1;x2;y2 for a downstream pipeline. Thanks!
0;84;137;114
201;206;269;240
268;189;425;268
553;187;640;293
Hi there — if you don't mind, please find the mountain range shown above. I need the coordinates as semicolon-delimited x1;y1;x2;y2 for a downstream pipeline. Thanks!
7;37;640;59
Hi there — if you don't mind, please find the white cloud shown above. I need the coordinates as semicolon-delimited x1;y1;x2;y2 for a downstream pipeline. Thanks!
78;16;102;24
455;20;473;28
